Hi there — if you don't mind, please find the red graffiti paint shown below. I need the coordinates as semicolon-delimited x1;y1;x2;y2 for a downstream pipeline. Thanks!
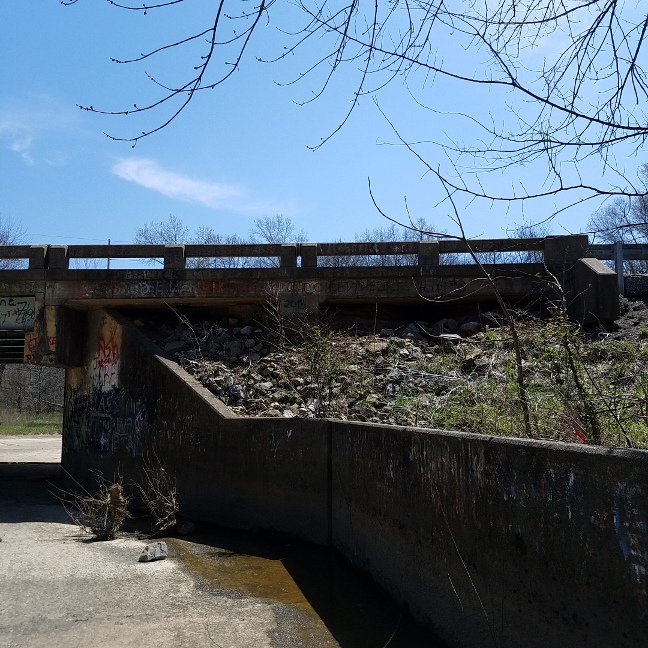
93;337;120;370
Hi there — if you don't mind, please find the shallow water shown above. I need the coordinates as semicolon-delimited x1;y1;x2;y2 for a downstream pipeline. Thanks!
168;527;442;648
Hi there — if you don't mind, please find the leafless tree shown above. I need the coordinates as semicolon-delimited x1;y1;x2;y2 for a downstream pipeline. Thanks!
589;165;648;242
0;214;25;270
250;215;307;246
134;213;307;267
135;215;248;267
135;214;189;246
64;0;648;218
248;215;308;267
588;164;648;272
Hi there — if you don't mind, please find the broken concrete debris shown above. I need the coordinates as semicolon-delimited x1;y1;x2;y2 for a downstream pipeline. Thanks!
138;541;168;563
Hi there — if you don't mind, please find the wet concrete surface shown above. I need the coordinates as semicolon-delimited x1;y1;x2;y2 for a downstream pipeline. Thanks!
167;529;438;648
0;438;440;647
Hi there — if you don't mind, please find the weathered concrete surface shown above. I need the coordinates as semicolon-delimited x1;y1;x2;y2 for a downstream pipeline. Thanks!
0;435;61;463
0;468;277;648
332;422;648;648
0;462;433;648
61;313;648;648
63;311;331;545
571;257;620;323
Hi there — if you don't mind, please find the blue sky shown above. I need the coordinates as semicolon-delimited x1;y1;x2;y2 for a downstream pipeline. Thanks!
0;1;636;246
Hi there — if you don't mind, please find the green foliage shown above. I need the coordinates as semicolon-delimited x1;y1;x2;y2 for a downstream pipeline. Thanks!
0;412;62;436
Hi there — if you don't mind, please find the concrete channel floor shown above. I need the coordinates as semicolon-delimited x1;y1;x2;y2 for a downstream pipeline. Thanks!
0;436;436;648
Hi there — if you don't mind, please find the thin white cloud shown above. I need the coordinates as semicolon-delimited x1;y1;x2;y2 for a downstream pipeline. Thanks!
0;116;34;164
8;136;33;165
0;94;84;165
112;158;247;210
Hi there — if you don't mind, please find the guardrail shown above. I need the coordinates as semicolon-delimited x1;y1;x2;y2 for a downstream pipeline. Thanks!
588;241;648;292
0;236;561;271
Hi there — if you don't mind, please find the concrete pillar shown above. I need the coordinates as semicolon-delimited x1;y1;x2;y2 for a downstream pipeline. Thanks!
164;245;186;270
300;244;318;268
28;245;48;270
280;244;297;268
418;240;440;267
544;234;589;269
48;246;69;270
570;258;619;323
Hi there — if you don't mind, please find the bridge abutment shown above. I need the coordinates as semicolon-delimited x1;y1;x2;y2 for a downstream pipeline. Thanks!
57;309;648;648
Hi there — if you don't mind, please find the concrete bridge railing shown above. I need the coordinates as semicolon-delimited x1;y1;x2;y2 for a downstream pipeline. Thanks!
0;235;581;270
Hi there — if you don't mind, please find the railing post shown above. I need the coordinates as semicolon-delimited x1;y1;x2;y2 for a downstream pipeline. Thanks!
163;245;186;270
613;240;625;294
48;246;69;270
417;240;439;267
280;244;297;268
28;245;48;270
543;234;589;269
300;244;318;268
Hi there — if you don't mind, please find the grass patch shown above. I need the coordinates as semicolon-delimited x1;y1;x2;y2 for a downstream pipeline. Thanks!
0;412;62;436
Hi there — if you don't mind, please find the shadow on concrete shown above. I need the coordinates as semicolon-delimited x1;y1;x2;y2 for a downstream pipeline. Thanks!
171;526;444;648
0;462;70;524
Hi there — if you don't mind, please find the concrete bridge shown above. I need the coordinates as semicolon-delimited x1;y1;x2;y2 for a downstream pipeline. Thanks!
0;234;644;647
0;233;619;366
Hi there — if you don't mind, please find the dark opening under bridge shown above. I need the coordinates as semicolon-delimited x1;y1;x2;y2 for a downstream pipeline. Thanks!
0;233;620;366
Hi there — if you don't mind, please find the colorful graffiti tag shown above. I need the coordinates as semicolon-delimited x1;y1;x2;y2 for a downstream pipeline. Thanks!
91;318;121;391
64;385;148;457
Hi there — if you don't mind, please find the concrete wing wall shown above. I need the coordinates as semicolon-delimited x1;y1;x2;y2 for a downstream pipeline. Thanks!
62;310;331;545
331;422;648;648
62;312;648;648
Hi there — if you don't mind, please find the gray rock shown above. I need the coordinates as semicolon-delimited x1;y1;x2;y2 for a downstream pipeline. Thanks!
438;333;463;344
229;384;246;400
240;325;254;336
368;340;389;353
458;321;481;336
435;318;459;334
138;541;168;563
380;328;395;337
224;340;244;357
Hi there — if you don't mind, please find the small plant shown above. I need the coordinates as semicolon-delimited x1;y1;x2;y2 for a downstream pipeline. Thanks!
62;474;131;541
138;455;179;536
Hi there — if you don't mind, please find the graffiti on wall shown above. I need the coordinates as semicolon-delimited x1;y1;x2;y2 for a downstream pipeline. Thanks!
0;296;35;330
72;274;471;301
91;317;121;391
24;304;57;365
65;385;148;457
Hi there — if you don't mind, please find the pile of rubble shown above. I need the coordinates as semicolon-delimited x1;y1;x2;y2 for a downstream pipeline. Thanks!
143;312;503;426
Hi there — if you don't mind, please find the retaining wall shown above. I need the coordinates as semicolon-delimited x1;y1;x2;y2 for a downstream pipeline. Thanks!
62;311;648;648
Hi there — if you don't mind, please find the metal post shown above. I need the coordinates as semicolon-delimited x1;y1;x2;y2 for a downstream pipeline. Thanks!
613;240;624;295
